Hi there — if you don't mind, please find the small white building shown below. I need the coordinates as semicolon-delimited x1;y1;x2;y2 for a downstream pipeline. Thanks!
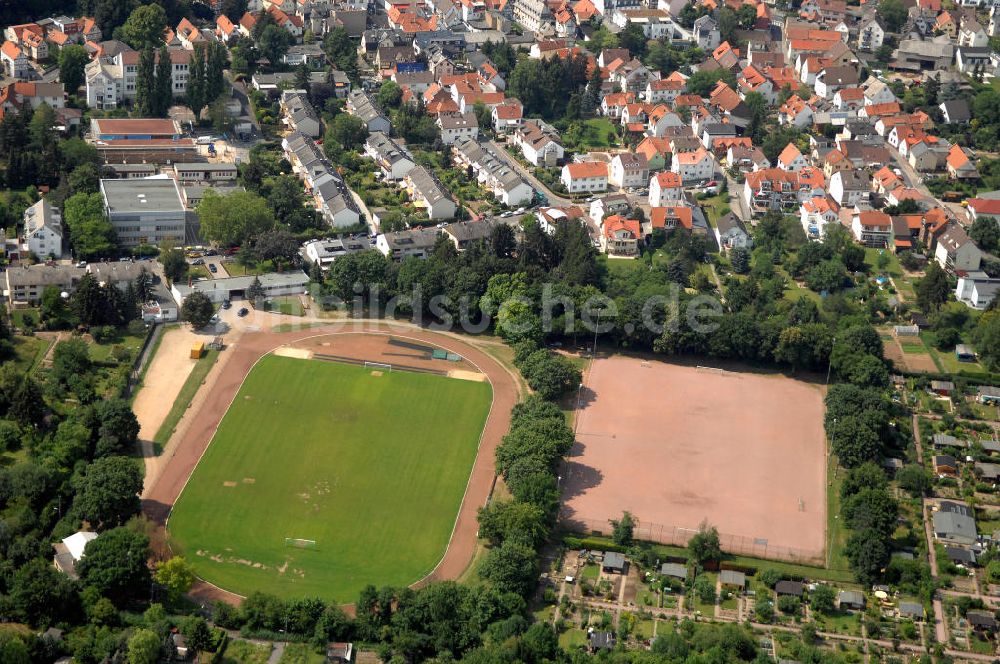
22;198;64;259
956;275;1000;309
52;531;98;579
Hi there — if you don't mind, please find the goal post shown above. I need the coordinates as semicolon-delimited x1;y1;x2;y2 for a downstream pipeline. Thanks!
364;361;392;372
284;538;318;550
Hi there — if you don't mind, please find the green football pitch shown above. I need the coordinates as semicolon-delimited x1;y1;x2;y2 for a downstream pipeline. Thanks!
168;354;492;601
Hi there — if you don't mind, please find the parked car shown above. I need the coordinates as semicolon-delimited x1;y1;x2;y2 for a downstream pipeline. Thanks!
222;300;232;309
191;258;205;265
208;263;218;274
237;308;249;317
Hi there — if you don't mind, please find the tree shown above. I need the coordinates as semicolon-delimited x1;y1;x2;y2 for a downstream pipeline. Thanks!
69;163;100;194
970;217;1000;253
134;45;155;116
154;45;173;116
247;229;300;265
378;81;403;109
155;557;196;603
197;189;275;246
72;455;144;528
840;462;887;498
805;259;847;292
718;7;738;44
730;247;750;274
258;24;291;65
246;276;265;303
127;629;161;664
59;45;90;95
221;0;248;21
64;192;117;260
842;487;898;534
477;500;549;547
478;539;538;595
9;558;80;625
809;584;836;614
187;43;207;119
518;350;581;400
688;523;722;566
685;68;737;97
182;291;215;329
77;527;151;602
915;262;951;312
897;463;931;496
326;113;368;150
611;511;635;547
828;415;882;468
846;528;890;585
160;245;189;284
88;399;141;457
878;0;908;32
120;3;167;48
619;21;648;59
181;617;214;656
206;42;227;104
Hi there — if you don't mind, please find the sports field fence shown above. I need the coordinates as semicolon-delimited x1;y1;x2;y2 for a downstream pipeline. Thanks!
565;516;824;565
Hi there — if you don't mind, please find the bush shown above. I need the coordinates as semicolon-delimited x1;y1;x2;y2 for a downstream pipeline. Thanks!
777;595;800;615
92;325;117;343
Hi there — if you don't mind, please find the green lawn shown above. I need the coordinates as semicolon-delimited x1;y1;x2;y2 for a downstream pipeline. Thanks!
220;640;271;664
700;194;730;229
260;296;306;316
563;118;620;151
278;643;327;664
11;335;47;372
169;355;492;601
89;330;149;363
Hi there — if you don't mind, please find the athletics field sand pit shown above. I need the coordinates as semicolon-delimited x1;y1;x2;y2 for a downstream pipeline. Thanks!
562;356;827;563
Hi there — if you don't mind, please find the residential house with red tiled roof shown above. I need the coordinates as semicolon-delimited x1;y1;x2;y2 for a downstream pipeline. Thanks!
800;195;840;239
216;15;239;43
238;12;258;37
872;165;903;194
947;145;979;180
777;143;808;171
602;215;642;257
491;98;523;134
671;147;715;184
744;167;826;215
822;149;853;177
832;86;864;110
601;91;635;118
649;206;694;233
561;161;608;193
649;171;683;205
635;137;672;170
727;144;770;172
646;73;686;104
852;210;892;247
738;65;775;103
967;199;1000;224
1;42;31;79
778;94;814;128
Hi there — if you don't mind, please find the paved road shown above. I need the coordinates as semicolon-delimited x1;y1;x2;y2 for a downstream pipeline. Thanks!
488;139;572;206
